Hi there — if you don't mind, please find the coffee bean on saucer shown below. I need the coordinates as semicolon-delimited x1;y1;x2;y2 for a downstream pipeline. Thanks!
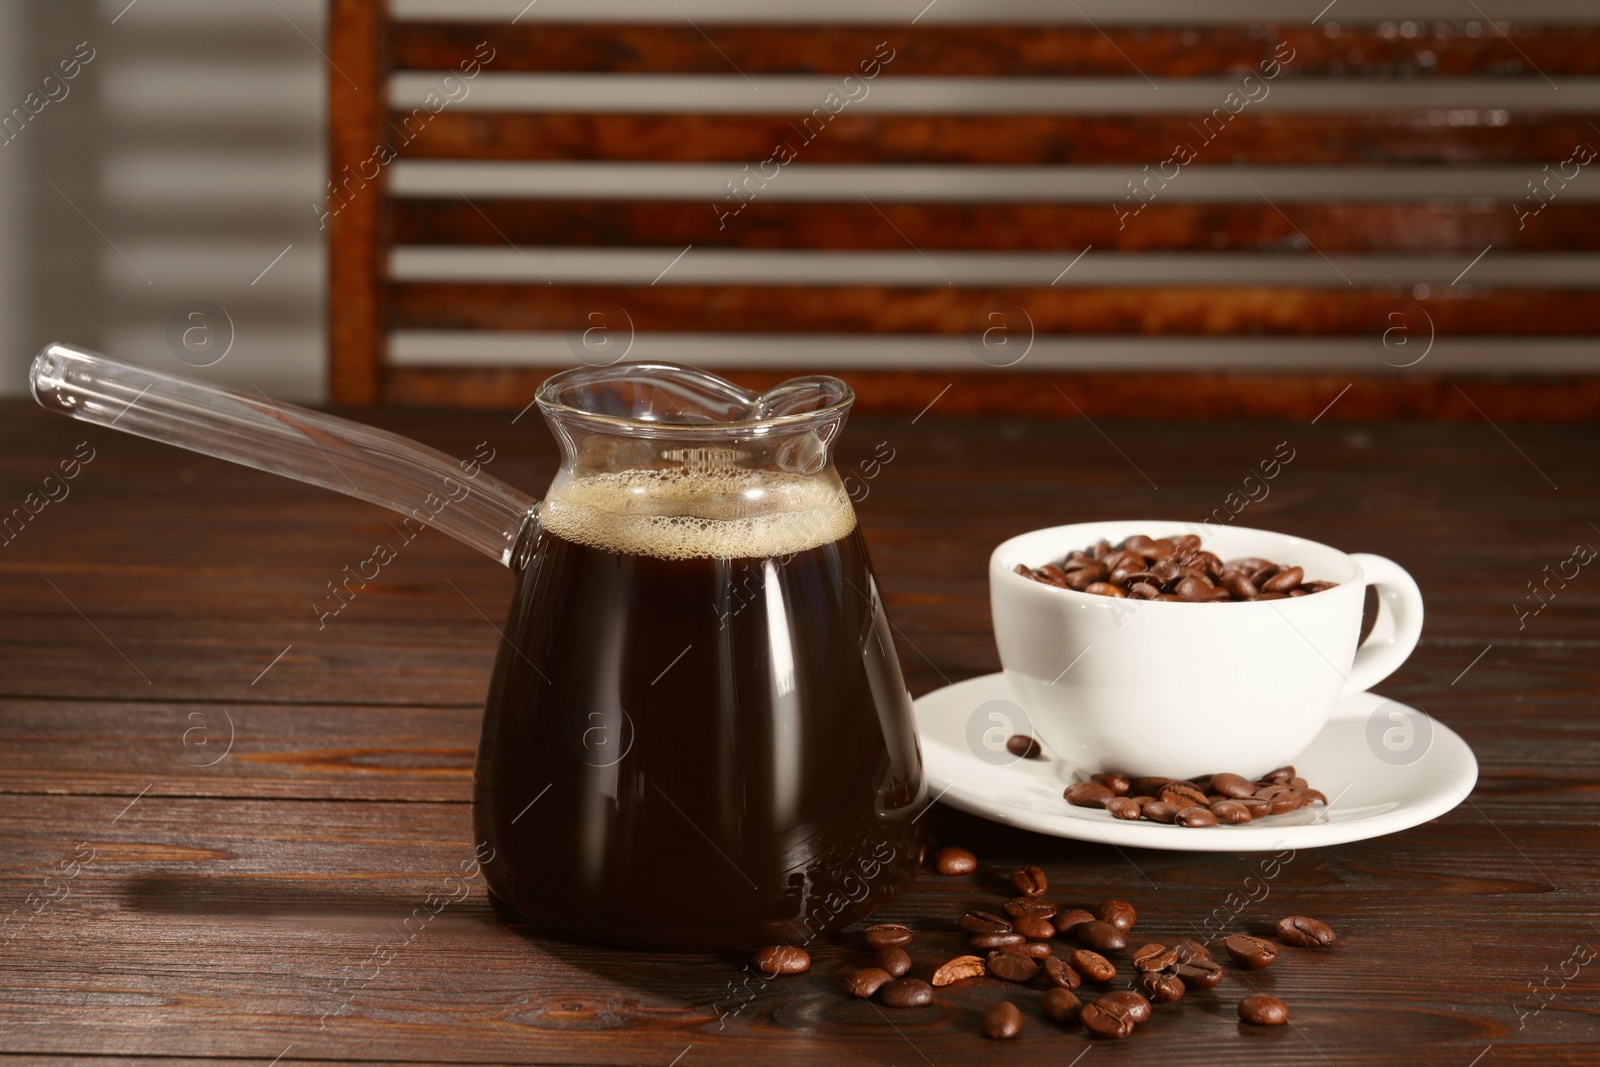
1223;933;1279;969
1260;765;1295;785
1040;955;1080;990
1004;897;1058;920
1130;776;1173;797
1069;949;1117;983
1054;908;1095;937
1131;943;1178;972
873;947;911;977
1238;796;1273;818
1142;801;1179;823
1277;915;1337;947
1091;772;1131;795
846;967;893;998
983;1000;1024;1039
1106;796;1142;820
1210;799;1253;824
1239;993;1291;1025
1099;990;1152;1025
1160;781;1208;809
1014;916;1055;941
1065;781;1115;807
1006;735;1042;759
1177;806;1219;827
930;955;985;987
1209;772;1255;797
987;951;1041;983
1176;959;1224;989
1081;1000;1136;1039
1097;900;1137;932
1011;865;1048;896
752;945;810;975
864;922;913;950
878;978;934;1008
969;932;1025;951
960;909;1012;935
934;847;977;875
1137;970;1186;1004
1042;986;1083;1023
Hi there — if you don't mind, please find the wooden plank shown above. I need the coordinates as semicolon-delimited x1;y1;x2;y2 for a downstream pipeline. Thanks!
394;110;1600;165
388;284;1600;335
385;366;1600;422
391;199;1600;252
326;0;389;406
389;22;1600;77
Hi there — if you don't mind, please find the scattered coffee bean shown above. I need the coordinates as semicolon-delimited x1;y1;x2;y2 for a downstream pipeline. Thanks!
1005;734;1042;759
969;931;1025;951
1014;916;1055;941
935;847;977;875
752;945;810;976
1209;772;1255;797
1064;781;1115;808
1106;796;1142;820
1004;897;1058;920
982;1000;1024;1040
1040;955;1081;990
1010;865;1048;897
1099;990;1152;1025
930;955;985;987
846;967;893;998
1223;933;1279;969
960;909;1013;935
878;978;934;1008
1176;959;1225;990
1131;943;1178;972
1172;938;1212;964
1042;986;1083;1024
1081;1000;1136;1039
1277;915;1337;947
1142;801;1179;823
1018;537;1331;602
1009;941;1053;960
1077;920;1127;952
1176;806;1219;827
873;947;911;978
864;922;913;950
1239;993;1290;1025
1091;772;1131;795
1137;970;1187;1004
1097;900;1137;932
1210;799;1253;824
1054;908;1095;937
987;951;1041;983
1068;949;1117;983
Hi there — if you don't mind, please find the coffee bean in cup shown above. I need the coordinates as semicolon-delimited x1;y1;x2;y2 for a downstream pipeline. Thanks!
1015;533;1336;602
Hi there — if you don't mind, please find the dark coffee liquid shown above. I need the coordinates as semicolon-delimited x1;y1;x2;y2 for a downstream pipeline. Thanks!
474;517;925;950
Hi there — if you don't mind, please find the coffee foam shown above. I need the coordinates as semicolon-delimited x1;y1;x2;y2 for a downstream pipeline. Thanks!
537;469;857;561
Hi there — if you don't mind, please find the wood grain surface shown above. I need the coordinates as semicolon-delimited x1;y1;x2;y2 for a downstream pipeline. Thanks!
2;402;1597;1066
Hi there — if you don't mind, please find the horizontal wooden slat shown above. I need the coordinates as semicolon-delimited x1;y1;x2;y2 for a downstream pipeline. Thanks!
384;366;1600;420
390;23;1600;77
389;283;1600;334
393;110;1600;164
390;200;1600;252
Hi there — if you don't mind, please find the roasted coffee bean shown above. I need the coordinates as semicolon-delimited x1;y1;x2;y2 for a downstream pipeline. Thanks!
1238;796;1274;818
1223;933;1279;969
1137;970;1187;1004
873;947;912;978
960;910;1013;935
752;945;810;976
1077;920;1127;952
1054;908;1095;937
1084;581;1126;598
1269;792;1301;815
1040;955;1081;990
1006;734;1042;759
1004;896;1058;920
1064;781;1115;807
1131;943;1178;972
930;955;985;987
1239;993;1291;1025
1128;581;1162;599
1255;783;1292;800
1024;539;1331;602
1006;940;1054;959
1042;986;1083;1024
1174;575;1214;601
987;951;1041;983
1129;776;1173;797
1160;781;1209;809
1069;949;1117;984
846;967;893;998
1099;990;1152;1025
934;847;977;875
1014;916;1055;941
1011;865;1048;897
864;922;913;949
969;932;1025;951
1097;900;1137;932
1176;959;1225;990
1209;772;1255;797
982;1000;1024;1040
1222;571;1259;599
1177;805;1219;827
878;978;934;1008
1303;580;1338;592
1142;800;1179;823
1081;1001;1136;1039
1091;772;1131;795
1261;765;1295;784
1262;566;1304;594
1277;915;1337;947
1066;565;1108;591
1172;938;1211;963
1210;799;1253;824
1106;796;1142;820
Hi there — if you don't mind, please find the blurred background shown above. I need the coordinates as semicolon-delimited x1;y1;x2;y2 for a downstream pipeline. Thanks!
0;0;1595;412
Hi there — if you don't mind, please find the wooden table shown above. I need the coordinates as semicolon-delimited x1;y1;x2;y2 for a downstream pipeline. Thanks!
2;399;1597;1066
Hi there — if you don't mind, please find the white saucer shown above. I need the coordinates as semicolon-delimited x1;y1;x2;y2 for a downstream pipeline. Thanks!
914;673;1478;852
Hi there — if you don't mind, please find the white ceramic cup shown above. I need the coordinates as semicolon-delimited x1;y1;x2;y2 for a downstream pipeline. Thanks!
989;521;1424;780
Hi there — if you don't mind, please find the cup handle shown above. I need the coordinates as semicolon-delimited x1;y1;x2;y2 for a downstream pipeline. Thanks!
1342;553;1425;696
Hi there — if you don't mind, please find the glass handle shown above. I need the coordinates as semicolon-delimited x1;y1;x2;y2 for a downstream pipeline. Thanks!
29;343;538;568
